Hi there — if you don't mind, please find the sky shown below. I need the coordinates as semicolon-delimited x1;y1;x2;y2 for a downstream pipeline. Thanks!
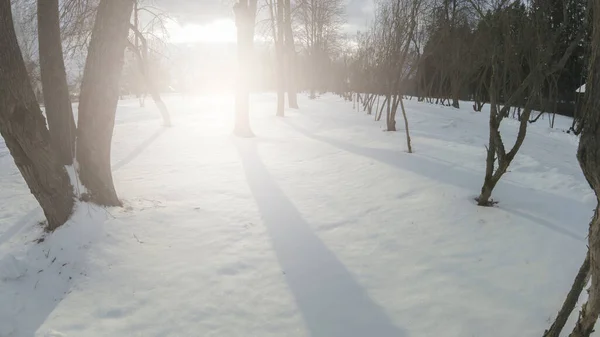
156;0;375;44
144;0;376;93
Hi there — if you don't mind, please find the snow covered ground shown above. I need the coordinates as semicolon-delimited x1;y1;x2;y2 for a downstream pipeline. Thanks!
0;93;594;336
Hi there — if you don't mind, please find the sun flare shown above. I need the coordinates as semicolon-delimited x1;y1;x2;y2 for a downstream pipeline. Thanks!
168;19;237;44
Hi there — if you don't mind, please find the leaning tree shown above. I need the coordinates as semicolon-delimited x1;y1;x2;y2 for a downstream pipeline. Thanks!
544;0;600;336
76;0;134;206
38;0;77;165
0;0;74;231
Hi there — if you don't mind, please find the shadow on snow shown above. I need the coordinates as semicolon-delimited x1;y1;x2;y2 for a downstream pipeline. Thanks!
283;119;587;243
235;139;407;337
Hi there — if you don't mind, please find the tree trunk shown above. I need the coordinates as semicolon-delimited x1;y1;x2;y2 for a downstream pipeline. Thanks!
76;0;134;206
477;176;496;206
233;0;256;137
452;98;460;109
376;95;388;121
37;0;76;165
0;1;74;231
478;106;534;206
309;47;318;99
568;2;600;334
275;0;285;117
543;252;590;337
399;97;412;153
283;0;298;109
146;81;170;126
451;77;460;109
569;210;600;337
386;94;397;131
129;28;172;127
478;76;499;206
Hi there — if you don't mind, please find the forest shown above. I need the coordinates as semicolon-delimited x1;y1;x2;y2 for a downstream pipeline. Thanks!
1;0;600;336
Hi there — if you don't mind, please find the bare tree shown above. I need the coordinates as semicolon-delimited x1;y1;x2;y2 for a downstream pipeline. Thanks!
283;0;299;108
128;0;172;126
294;0;345;98
76;0;134;206
544;1;600;336
471;0;584;205
0;0;74;230
60;0;99;57
359;0;422;151
276;0;285;116
11;0;42;97
265;0;286;116
233;0;258;137
37;0;77;165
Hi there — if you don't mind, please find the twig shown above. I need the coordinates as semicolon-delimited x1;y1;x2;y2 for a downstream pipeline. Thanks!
133;233;144;244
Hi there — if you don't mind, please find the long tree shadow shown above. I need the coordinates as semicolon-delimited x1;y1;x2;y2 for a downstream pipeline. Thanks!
0;204;109;337
235;139;407;337
283;119;590;242
2;127;167;246
0;127;169;336
0;208;42;247
112;127;167;171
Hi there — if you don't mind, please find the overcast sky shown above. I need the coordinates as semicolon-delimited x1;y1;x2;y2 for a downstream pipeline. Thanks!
156;0;375;35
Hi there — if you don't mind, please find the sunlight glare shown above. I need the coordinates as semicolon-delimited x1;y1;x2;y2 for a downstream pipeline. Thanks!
168;19;237;44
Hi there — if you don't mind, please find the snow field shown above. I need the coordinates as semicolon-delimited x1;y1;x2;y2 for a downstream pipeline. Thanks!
0;93;593;336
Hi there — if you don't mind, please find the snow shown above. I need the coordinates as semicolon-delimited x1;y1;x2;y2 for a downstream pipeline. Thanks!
577;83;586;93
0;93;594;336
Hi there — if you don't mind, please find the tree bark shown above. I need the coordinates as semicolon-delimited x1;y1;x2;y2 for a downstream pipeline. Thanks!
399;97;412;153
233;0;257;137
386;94;397;131
0;0;74;231
283;0;298;109
569;210;600;337
478;105;534;206
568;1;600;334
376;95;388;121
37;0;76;165
477;58;535;206
76;0;134;206
275;0;285;117
543;252;590;337
478;92;499;206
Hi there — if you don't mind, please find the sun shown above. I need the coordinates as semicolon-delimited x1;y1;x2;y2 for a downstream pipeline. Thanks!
168;19;237;44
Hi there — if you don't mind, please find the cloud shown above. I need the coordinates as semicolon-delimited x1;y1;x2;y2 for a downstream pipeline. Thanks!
344;0;375;32
167;19;237;44
155;0;375;33
154;0;233;24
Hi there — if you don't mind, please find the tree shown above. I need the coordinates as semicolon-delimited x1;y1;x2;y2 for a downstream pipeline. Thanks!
128;0;172;126
0;0;74;230
233;0;258;137
545;1;600;336
419;0;475;108
11;0;42;97
266;0;286;116
283;0;299;109
37;0;77;165
353;0;422;151
76;0;134;206
471;0;584;206
60;0;99;58
294;0;345;98
276;0;285;116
